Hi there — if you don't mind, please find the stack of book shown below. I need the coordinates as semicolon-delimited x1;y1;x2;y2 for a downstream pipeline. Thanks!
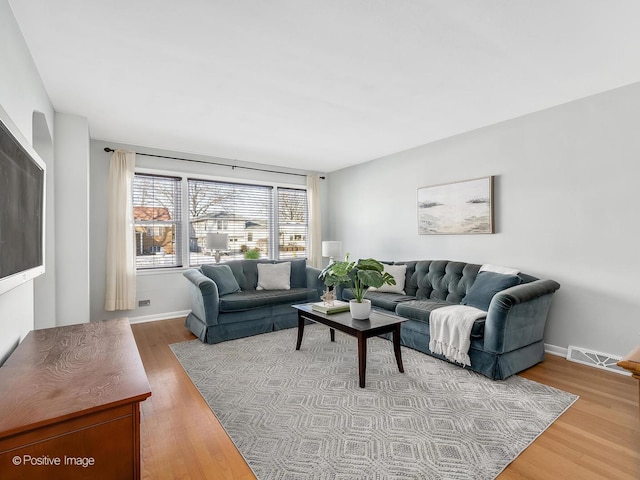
311;300;350;314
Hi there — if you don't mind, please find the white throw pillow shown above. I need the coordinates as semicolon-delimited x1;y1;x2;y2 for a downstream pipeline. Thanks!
368;264;407;294
256;262;291;290
479;264;520;275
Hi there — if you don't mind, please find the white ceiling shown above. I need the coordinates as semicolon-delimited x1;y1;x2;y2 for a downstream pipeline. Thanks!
9;1;640;173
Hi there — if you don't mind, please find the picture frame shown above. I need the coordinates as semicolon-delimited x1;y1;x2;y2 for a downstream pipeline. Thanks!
417;176;494;234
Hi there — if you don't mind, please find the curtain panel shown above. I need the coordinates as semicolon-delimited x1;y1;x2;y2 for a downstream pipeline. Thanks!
306;175;322;268
105;150;136;311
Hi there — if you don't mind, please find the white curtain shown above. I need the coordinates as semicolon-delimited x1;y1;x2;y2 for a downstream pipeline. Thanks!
306;175;322;268
105;150;136;311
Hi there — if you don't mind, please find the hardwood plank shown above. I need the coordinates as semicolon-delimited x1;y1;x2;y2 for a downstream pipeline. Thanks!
132;318;640;479
132;318;255;480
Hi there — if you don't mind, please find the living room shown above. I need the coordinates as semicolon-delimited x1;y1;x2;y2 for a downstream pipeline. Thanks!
1;1;638;479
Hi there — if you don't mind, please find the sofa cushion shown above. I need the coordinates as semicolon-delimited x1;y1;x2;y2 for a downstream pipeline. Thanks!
461;271;522;311
396;300;486;338
343;289;415;311
393;261;418;296
289;259;307;288
257;262;291;290
201;264;241;296
225;262;250;290
219;288;318;312
226;259;305;290
368;264;407;294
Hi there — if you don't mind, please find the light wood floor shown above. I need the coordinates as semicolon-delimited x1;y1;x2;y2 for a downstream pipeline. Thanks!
131;318;640;480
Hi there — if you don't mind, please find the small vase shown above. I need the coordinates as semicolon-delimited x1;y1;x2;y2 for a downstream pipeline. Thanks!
349;299;371;320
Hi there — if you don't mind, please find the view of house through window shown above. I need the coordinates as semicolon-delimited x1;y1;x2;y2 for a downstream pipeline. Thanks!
188;179;273;265
132;174;183;269
132;173;308;270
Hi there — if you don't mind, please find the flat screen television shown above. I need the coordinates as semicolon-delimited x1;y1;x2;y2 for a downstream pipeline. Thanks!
0;105;46;296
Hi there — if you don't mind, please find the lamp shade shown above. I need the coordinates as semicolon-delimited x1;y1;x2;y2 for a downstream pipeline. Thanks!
207;233;228;250
321;241;342;258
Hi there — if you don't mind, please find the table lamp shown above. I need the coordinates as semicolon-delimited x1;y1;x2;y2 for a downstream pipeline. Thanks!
321;241;342;264
207;233;229;263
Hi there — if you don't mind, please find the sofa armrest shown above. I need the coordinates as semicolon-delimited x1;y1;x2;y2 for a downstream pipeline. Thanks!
306;266;326;297
183;269;220;327
483;279;560;354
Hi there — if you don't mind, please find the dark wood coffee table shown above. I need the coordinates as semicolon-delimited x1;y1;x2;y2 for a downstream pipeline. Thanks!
293;303;407;388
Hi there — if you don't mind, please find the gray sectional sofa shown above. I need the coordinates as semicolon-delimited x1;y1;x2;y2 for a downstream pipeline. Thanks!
339;260;560;380
183;259;324;344
183;257;559;381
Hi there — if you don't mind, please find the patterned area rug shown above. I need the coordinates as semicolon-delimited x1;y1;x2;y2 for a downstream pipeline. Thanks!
170;324;577;480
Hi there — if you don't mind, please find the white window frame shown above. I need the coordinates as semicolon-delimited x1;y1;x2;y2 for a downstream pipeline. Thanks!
134;168;308;274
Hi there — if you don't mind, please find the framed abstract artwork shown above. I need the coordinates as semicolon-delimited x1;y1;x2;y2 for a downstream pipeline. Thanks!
417;176;494;234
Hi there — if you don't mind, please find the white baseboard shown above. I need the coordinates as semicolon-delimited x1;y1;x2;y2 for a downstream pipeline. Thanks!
128;310;190;324
544;343;567;357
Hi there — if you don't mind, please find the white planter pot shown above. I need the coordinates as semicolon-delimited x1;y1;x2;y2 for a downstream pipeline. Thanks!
349;299;371;320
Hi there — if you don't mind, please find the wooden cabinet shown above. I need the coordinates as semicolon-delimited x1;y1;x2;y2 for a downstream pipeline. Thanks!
0;318;151;479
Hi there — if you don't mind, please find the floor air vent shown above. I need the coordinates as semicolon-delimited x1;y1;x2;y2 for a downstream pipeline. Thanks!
566;345;628;375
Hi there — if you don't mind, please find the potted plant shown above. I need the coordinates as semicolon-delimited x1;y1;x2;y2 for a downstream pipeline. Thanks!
319;254;396;319
244;248;260;259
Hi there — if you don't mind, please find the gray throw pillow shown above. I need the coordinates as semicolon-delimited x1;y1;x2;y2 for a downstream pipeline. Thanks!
201;264;241;296
461;271;521;311
289;259;307;288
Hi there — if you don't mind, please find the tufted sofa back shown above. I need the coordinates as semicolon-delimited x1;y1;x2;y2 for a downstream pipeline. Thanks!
388;260;537;304
410;260;481;303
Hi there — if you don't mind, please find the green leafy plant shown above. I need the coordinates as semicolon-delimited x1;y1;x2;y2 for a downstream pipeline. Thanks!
244;248;260;259
319;254;396;303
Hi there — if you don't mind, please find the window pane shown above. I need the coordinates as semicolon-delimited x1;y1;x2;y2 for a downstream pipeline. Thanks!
278;187;308;259
132;174;182;269
188;179;273;265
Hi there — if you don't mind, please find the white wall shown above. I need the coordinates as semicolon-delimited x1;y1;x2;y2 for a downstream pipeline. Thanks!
54;113;91;326
326;81;640;358
0;0;54;361
0;2;53;142
89;139;315;323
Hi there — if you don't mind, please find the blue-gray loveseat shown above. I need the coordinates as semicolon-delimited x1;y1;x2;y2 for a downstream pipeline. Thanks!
339;260;560;380
183;259;324;344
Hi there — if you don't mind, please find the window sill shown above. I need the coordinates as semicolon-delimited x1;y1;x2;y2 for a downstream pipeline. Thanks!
136;267;187;276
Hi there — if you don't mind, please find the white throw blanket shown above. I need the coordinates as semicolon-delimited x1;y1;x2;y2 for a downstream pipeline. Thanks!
428;305;487;367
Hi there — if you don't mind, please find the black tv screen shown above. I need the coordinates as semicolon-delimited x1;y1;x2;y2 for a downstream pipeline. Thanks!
0;106;45;293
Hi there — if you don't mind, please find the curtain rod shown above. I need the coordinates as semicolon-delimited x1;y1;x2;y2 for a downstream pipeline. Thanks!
103;147;325;179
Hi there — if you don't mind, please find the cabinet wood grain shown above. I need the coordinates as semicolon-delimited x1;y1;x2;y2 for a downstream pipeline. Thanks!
0;318;151;480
